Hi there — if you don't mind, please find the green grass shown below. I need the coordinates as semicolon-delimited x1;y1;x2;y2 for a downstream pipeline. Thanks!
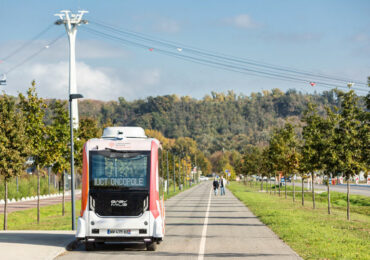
229;182;370;260
0;199;81;230
0;181;199;230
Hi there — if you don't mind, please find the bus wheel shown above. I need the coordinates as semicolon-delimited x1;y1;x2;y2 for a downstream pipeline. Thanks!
85;241;95;251
146;242;157;251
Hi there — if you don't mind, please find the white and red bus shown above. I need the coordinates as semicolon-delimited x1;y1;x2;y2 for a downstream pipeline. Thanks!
76;127;165;251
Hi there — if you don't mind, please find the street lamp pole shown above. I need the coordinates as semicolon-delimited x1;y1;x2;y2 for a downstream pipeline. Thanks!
173;155;176;193
69;94;83;230
166;151;169;196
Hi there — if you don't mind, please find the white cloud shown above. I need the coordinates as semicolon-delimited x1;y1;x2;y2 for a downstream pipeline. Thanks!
3;61;162;101
224;14;259;29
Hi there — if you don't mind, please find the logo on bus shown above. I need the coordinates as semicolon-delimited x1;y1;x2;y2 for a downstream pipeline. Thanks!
111;200;128;207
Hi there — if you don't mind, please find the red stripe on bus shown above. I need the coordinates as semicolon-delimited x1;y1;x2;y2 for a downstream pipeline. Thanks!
80;143;89;217
149;141;160;219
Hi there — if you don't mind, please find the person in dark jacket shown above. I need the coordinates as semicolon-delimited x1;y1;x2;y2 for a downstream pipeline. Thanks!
220;176;226;196
213;178;219;196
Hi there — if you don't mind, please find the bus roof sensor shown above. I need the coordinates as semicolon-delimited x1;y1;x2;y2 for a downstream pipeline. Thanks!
102;127;147;139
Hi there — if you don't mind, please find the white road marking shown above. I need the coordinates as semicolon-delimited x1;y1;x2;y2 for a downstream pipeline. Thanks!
198;187;212;260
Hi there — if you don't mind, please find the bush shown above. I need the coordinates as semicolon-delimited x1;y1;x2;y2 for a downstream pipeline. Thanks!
0;174;59;200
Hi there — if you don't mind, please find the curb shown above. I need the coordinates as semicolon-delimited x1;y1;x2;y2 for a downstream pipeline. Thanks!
0;190;81;205
53;239;79;259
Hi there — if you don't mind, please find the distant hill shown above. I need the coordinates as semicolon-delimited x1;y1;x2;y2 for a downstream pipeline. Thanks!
75;88;340;155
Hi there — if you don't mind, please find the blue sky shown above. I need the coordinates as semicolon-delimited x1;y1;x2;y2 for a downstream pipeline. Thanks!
0;0;369;100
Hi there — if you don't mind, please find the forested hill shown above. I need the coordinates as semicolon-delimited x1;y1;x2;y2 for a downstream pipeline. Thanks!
77;88;339;155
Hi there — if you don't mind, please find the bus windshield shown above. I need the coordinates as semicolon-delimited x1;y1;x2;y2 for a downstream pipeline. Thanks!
90;150;149;189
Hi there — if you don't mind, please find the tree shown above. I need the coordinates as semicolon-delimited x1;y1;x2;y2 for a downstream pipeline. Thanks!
268;131;284;196
320;106;339;214
335;90;367;220
75;117;102;170
279;123;300;200
268;127;286;197
242;145;261;187
0;94;28;230
18;82;50;224
49;100;70;215
302;103;324;209
261;147;273;194
222;162;236;181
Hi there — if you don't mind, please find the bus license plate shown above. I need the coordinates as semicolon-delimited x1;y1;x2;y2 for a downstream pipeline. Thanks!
107;229;126;234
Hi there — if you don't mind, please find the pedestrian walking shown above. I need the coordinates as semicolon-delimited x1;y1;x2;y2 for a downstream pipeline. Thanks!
213;178;219;196
220;176;226;196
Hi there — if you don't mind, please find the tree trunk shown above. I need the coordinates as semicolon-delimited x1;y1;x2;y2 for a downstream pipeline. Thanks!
301;177;304;206
48;167;50;195
284;176;287;199
278;175;281;196
312;173;316;209
3;181;8;230
269;178;272;195
37;165;40;224
293;175;295;202
260;175;263;191
347;178;350;221
327;175;331;215
266;178;268;193
62;172;65;216
274;175;276;195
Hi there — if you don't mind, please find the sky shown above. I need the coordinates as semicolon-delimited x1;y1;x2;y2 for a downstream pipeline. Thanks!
0;0;369;101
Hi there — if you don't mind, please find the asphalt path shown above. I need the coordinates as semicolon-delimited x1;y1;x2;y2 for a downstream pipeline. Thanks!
58;181;301;259
0;193;81;214
285;182;370;197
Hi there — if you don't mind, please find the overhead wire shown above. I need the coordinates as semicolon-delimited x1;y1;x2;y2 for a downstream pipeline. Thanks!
83;25;367;93
1;23;55;62
5;33;65;75
89;19;368;89
81;26;368;94
83;26;307;86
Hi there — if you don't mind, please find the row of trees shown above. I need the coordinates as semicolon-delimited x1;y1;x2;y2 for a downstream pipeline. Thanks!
146;129;212;188
0;82;101;230
75;89;340;155
240;88;369;220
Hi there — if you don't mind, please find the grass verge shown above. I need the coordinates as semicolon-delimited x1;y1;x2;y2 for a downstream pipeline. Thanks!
0;182;199;230
0;199;81;230
228;182;370;260
252;181;370;215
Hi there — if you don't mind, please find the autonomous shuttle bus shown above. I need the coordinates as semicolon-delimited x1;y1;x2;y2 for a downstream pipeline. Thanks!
76;127;165;251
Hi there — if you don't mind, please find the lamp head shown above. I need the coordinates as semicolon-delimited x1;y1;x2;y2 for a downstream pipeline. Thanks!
69;93;83;101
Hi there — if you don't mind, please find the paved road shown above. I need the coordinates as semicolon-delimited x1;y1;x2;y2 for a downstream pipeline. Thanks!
286;182;370;197
58;181;301;259
0;193;81;214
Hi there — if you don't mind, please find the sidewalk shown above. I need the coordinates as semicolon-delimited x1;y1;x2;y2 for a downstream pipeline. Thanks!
0;230;75;260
